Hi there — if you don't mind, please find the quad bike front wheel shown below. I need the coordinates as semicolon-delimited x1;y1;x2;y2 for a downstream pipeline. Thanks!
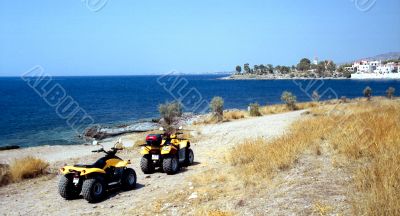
82;177;106;203
184;149;194;166
58;175;80;200
163;156;179;175
140;155;154;174
121;168;137;190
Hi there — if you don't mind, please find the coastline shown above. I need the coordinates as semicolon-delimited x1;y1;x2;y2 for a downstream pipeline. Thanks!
219;74;349;80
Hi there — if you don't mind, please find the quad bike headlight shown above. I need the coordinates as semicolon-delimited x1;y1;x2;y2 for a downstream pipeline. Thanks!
162;146;171;151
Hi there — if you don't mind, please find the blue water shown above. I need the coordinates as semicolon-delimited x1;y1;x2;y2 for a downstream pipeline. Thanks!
0;75;399;147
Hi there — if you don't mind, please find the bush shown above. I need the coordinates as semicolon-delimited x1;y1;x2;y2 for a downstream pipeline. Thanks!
210;96;224;122
363;86;372;100
386;87;395;99
281;91;297;110
340;96;347;103
249;103;262;116
159;101;182;126
0;156;49;186
223;110;245;121
0;164;12;186
312;90;320;102
10;157;49;181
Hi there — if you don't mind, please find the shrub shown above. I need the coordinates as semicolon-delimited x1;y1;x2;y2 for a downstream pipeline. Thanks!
340;96;347;103
0;164;12;186
363;86;372;100
0;157;49;185
249;103;262;116
386;87;395;99
223;110;245;120
281;91;297;110
312;90;320;102
210;96;224;122
159;101;182;126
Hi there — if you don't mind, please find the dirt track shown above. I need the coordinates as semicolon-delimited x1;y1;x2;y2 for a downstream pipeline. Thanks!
0;110;303;216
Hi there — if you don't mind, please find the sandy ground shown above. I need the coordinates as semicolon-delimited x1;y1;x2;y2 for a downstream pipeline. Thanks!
0;110;343;216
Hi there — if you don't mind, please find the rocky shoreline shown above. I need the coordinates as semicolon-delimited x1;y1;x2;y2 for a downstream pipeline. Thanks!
82;112;202;141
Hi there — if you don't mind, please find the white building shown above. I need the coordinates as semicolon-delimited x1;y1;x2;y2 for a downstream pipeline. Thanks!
352;60;382;73
374;62;397;74
351;60;400;79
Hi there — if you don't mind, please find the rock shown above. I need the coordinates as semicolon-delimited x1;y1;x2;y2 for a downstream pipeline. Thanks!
189;186;194;190
145;175;151;179
188;192;198;200
0;145;20;151
83;121;159;140
93;205;98;209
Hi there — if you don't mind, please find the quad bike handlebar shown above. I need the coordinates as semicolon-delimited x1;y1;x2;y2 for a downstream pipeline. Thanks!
91;147;123;155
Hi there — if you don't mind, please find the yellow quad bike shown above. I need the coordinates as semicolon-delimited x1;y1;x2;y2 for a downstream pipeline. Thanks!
140;126;194;175
58;139;136;203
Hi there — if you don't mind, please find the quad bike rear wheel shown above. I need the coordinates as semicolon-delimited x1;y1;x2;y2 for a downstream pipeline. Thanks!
58;175;80;200
82;177;106;203
163;156;179;175
121;168;137;190
140;155;154;174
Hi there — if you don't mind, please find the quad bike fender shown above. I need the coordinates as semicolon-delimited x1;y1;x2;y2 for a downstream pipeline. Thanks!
161;145;178;155
178;140;190;149
60;166;106;176
104;158;130;169
141;145;159;155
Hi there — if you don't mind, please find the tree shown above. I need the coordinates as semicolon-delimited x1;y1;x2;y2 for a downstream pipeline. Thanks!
210;96;224;122
281;66;290;74
316;61;326;75
281;91;297;110
253;65;259;74
235;65;242;74
363;86;372;100
244;63;250;74
326;61;336;72
312;90;320;102
297;58;311;71
249;103;262;116
386;87;395;99
267;64;274;74
159;101;183;127
259;64;266;74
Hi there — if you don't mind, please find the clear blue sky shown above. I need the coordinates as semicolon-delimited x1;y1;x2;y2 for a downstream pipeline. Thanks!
1;0;399;76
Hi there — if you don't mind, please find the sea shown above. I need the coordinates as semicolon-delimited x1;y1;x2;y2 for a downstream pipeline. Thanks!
0;75;399;147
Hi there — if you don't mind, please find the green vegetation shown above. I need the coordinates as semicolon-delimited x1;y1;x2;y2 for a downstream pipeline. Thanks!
235;65;241;74
249;103;262;116
281;91;297;110
234;57;345;78
312;90;320;102
297;58;311;71
363;86;372;100
159;101;182;126
386;87;395;99
210;96;224;122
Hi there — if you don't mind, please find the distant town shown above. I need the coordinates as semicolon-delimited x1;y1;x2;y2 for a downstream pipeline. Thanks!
227;56;400;79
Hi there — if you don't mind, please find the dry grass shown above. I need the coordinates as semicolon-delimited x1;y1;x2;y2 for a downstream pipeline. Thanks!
229;99;400;215
196;110;246;124
228;115;327;185
0;156;49;186
260;101;319;115
223;110;246;121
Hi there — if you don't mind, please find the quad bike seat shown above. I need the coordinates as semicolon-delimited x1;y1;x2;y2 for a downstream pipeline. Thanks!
146;134;162;146
74;157;107;169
